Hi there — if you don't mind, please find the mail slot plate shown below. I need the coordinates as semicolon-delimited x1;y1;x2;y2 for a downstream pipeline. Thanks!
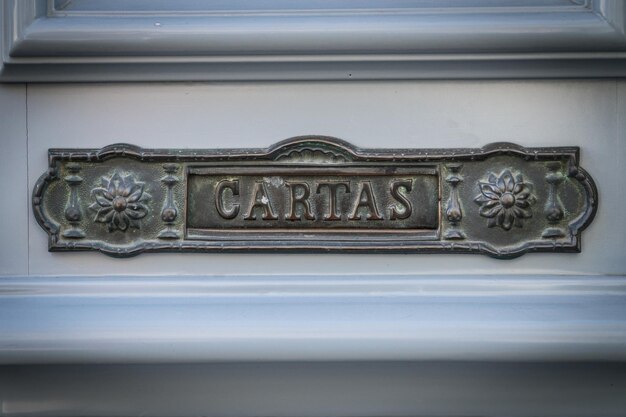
32;136;597;258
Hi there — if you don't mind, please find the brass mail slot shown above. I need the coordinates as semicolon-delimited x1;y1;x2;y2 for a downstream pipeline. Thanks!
32;136;597;258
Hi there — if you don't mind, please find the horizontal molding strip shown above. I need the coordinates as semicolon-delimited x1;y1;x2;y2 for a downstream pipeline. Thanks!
2;0;626;81
10;10;622;57
1;274;625;364
3;56;626;81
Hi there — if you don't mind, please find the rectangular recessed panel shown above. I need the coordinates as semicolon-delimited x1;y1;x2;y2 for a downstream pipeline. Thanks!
186;166;439;232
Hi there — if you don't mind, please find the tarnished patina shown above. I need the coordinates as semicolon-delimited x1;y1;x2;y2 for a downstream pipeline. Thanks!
32;136;597;258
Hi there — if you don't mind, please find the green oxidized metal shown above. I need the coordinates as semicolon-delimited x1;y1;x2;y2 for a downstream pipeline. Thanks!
32;136;597;258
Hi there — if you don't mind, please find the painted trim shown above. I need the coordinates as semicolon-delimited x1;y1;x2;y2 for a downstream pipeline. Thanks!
2;0;626;81
1;274;625;364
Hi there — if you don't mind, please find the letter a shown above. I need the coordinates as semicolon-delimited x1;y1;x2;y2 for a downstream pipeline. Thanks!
244;182;278;220
349;181;382;220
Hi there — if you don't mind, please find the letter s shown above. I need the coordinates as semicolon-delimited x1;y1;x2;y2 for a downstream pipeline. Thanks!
390;179;413;220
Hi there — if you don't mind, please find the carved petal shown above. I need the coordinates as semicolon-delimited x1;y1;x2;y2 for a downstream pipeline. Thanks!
119;176;137;197
122;175;136;196
501;170;515;192
480;204;502;218
496;172;506;193
501;210;514;231
94;206;114;223
109;172;124;197
515;199;531;208
113;212;129;231
474;194;492;204
496;210;506;227
126;206;147;220
92;188;112;207
481;199;499;209
480;183;501;200
126;184;144;203
515;184;532;200
488;173;498;184
513;206;532;219
128;202;148;212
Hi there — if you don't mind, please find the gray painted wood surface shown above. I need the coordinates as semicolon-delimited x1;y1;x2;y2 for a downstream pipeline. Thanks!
0;84;27;275
22;80;626;276
1;79;625;416
2;362;626;417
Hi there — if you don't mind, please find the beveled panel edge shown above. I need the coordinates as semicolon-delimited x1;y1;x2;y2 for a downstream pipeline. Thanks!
1;274;625;364
2;0;626;81
31;136;598;259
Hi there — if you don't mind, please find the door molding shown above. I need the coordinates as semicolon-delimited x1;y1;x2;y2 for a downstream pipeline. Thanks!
2;0;626;81
2;274;625;364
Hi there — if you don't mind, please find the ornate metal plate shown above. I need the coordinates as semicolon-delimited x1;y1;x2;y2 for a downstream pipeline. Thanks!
33;137;597;258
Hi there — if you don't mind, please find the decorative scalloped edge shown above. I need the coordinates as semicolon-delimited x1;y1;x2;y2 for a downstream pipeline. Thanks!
33;136;598;259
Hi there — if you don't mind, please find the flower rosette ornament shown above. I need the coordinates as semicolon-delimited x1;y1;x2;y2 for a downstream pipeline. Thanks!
89;172;150;232
474;170;536;231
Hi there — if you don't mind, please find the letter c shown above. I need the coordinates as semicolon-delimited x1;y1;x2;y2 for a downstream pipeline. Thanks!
215;180;240;219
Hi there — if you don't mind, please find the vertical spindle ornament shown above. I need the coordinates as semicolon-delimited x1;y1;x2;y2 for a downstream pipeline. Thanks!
444;163;465;239
542;161;566;238
158;163;180;239
62;162;85;238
